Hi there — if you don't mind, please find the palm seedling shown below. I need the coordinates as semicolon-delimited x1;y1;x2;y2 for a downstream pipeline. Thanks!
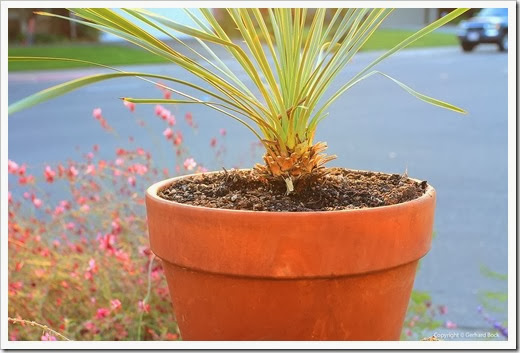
9;8;469;194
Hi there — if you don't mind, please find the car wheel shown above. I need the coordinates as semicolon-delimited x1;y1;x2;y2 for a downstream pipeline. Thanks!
461;42;475;52
498;33;508;52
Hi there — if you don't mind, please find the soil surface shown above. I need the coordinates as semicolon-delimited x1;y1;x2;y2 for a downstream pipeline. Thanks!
157;168;428;212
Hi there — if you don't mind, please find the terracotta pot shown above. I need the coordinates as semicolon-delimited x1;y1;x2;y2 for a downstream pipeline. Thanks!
145;171;436;341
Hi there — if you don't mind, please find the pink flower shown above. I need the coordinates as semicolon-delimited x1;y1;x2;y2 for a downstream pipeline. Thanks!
163;90;171;99
68;166;79;179
115;249;130;262
138;246;151;256
160;109;172;121
185;112;193;126
98;117;111;131
18;175;34;185
183;158;197;171
33;198;42;208
84;321;97;333
8;160;19;173
138;300;150;313
8;192;12;203
85;164;96;175
166;332;179;340
110;299;122;311
123;100;135;112
92;108;102;120
76;196;87;205
167;115;176;126
96;308;110;319
80;204;90;213
163;127;173;140
173;131;183;146
127;176;136;187
65;222;75;230
9;281;23;294
91;109;111;130
156;104;169;119
210;138;217;147
98;233;116;252
44;165;56;182
160;111;170;120
41;333;57;341
129;163;148;176
115;158;124;166
87;258;97;272
445;320;457;329
17;164;27;176
111;220;121;235
438;305;448;315
219;128;227;136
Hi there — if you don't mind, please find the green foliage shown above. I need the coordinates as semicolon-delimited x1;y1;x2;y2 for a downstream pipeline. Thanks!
362;29;458;50
401;290;443;340
478;291;507;313
8;44;167;71
411;290;432;304
478;265;507;314
480;264;508;281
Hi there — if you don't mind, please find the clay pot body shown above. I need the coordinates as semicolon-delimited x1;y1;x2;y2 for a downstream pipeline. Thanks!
145;171;435;340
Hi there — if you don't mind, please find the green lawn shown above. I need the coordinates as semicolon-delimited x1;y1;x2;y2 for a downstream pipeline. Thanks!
8;44;168;71
362;29;458;51
8;30;458;72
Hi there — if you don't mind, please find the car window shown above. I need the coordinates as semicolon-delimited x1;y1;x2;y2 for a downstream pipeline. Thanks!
477;8;508;17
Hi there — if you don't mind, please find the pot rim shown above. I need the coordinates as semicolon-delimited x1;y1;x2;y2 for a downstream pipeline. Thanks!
146;168;435;215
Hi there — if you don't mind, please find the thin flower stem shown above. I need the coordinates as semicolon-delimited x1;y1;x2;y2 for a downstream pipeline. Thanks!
8;317;72;341
136;254;156;340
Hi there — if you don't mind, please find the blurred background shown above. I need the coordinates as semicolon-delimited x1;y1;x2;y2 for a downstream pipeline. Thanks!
7;8;508;341
8;8;479;44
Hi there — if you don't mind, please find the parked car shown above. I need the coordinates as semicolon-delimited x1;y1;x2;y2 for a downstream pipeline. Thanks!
457;8;508;52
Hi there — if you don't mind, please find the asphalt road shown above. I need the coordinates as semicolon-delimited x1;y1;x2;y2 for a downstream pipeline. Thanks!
8;44;508;335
